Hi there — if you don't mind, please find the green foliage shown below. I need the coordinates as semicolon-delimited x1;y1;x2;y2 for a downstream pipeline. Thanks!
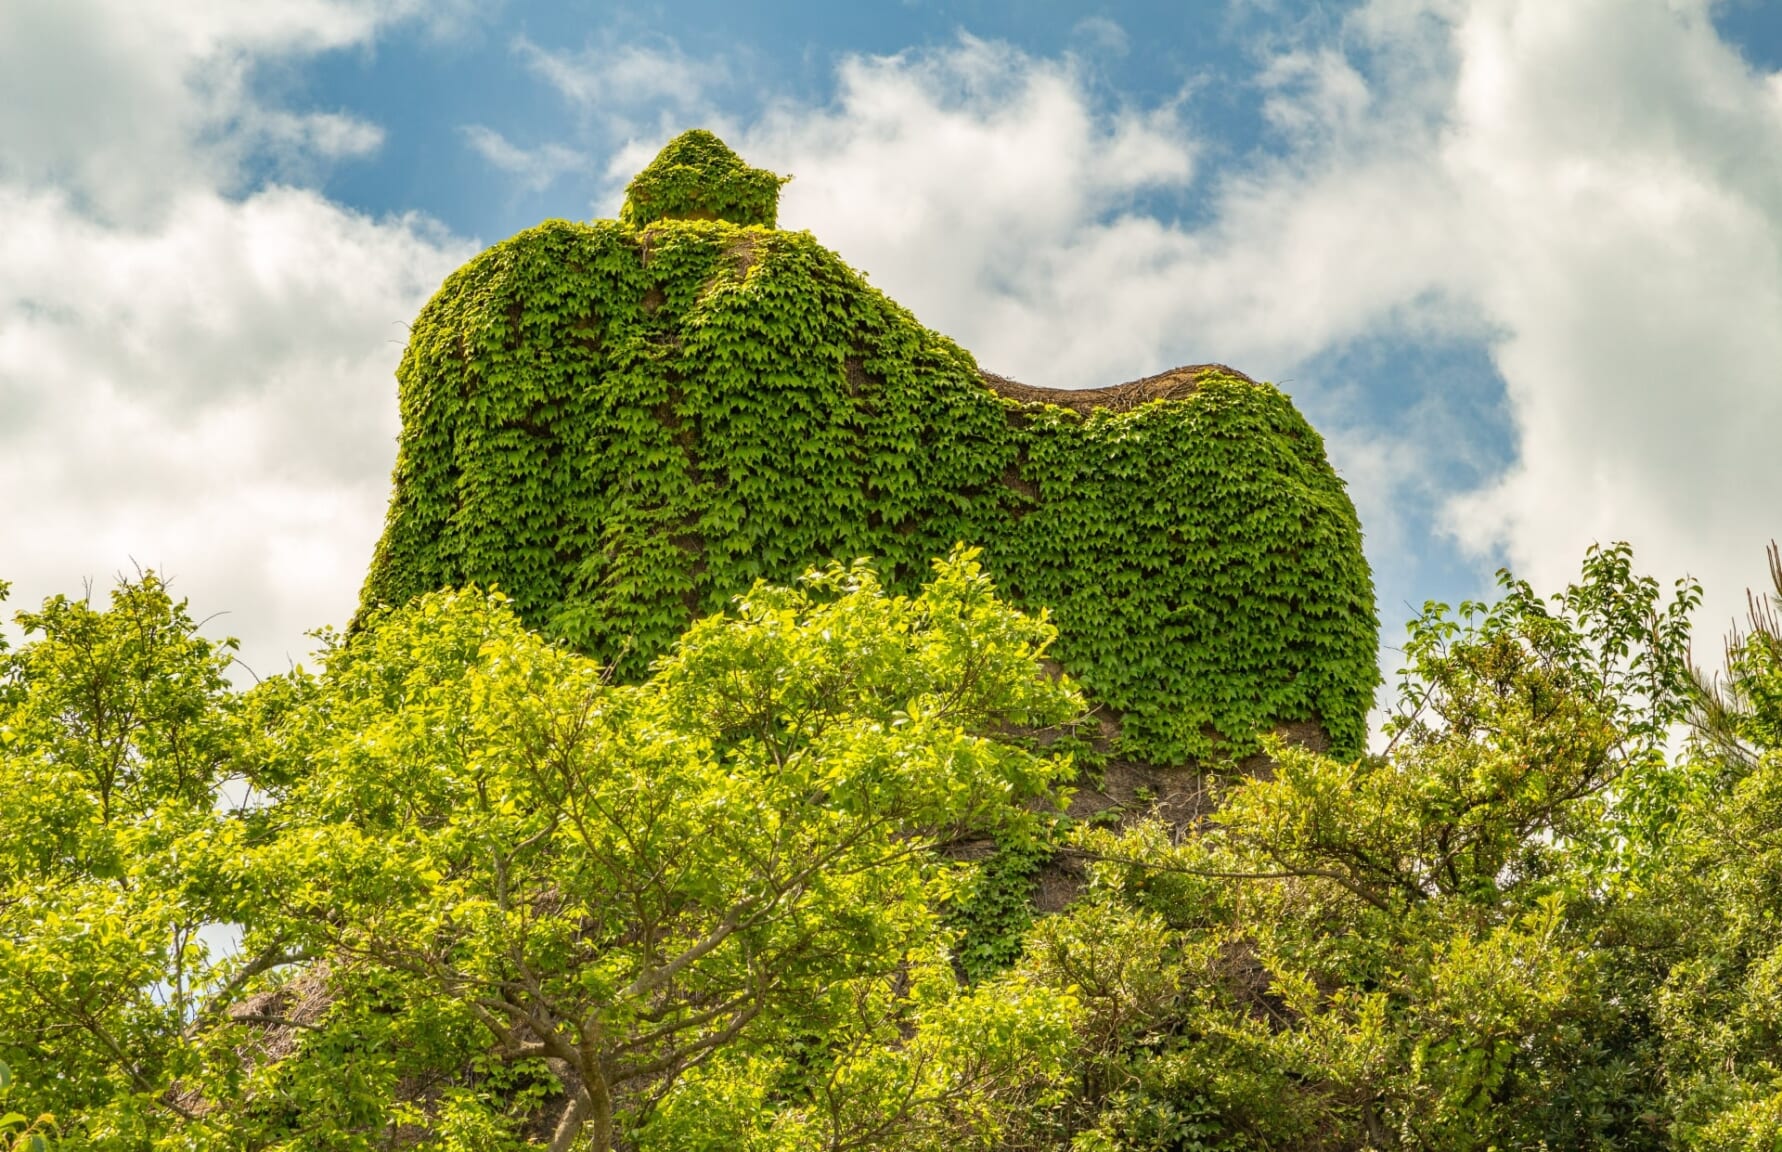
0;573;251;1148
1;572;242;828
41;135;1782;1152
0;553;1079;1150
9;556;1048;1149
620;129;789;228
20;517;1782;1151
0;1059;57;1152
1369;540;1700;886
1651;546;1782;1150
948;833;1053;983
994;543;1701;1150
637;959;1079;1152
1690;544;1782;768
359;132;1378;763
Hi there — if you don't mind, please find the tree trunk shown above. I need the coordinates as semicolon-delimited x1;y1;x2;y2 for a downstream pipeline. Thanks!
549;1067;615;1152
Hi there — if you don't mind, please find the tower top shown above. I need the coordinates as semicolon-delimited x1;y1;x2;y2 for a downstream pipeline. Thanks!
619;129;789;229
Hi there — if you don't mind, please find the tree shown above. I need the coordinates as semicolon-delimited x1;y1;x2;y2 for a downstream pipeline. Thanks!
1651;543;1782;1149
0;572;250;1146
0;552;1081;1150
1016;543;1699;1150
233;549;1080;1150
0;1058;56;1152
29;540;1775;1150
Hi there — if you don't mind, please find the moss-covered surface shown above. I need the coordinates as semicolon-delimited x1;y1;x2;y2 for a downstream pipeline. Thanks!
358;132;1379;763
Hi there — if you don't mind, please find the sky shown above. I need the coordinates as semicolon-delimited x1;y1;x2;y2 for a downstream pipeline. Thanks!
3;0;1782;691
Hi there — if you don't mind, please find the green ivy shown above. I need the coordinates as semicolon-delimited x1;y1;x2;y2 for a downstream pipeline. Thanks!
618;130;788;229
950;836;1052;983
358;131;1379;763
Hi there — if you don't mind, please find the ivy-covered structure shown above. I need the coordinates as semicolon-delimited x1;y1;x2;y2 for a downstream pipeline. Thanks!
358;130;1379;763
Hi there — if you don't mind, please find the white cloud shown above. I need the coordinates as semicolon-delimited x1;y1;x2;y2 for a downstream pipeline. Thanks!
517;36;727;139
712;35;1468;632
0;0;474;673
720;6;1782;644
14;0;1782;689
734;37;1199;388
460;125;590;191
1432;0;1782;631
0;184;469;674
258;110;387;161
1071;16;1130;57
0;0;411;222
499;35;750;208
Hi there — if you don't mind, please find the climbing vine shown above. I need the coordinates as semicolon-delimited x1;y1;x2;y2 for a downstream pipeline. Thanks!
618;128;788;229
359;131;1379;763
949;835;1054;983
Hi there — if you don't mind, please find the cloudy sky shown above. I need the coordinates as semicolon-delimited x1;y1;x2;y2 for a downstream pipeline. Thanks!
3;0;1781;686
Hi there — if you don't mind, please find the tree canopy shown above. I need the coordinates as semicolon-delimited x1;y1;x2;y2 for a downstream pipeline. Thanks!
10;541;1782;1150
1;552;1080;1150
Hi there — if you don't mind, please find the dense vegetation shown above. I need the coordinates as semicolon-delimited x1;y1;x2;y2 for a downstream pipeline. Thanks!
357;131;1378;764
11;131;1782;1150
9;540;1782;1150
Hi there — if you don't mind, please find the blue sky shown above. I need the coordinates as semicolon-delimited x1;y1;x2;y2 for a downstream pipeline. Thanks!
300;1;1310;238
4;0;1782;689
